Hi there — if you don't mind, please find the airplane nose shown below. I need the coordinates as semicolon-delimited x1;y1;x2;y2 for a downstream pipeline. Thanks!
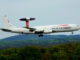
76;26;80;29
78;26;80;29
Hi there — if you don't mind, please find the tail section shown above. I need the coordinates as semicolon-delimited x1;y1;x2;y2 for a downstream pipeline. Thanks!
2;16;16;29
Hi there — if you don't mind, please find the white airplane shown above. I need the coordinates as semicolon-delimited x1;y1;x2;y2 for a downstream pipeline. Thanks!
0;16;80;37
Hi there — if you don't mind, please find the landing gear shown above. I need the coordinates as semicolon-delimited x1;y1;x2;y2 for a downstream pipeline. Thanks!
71;31;74;35
38;34;43;37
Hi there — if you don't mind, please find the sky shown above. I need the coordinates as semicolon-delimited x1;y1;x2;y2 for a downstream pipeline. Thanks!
0;0;80;39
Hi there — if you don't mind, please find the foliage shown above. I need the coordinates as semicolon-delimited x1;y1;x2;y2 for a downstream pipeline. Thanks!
0;43;79;60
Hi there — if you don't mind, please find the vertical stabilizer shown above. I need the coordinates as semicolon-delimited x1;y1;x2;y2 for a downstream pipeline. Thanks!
2;16;16;29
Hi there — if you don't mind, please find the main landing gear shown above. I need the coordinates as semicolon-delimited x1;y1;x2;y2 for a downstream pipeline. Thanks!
71;31;74;35
38;34;43;37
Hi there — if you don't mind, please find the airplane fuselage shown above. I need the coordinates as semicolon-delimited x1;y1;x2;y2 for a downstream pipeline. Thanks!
9;24;80;34
1;17;80;37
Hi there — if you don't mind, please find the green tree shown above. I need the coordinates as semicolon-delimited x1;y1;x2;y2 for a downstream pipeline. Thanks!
72;43;80;60
17;46;42;60
7;54;22;60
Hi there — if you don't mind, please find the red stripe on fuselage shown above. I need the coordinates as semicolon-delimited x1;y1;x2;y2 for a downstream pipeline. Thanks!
58;24;68;26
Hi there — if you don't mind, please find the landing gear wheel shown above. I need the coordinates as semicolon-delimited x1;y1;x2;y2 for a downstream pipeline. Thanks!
38;35;43;37
72;31;74;35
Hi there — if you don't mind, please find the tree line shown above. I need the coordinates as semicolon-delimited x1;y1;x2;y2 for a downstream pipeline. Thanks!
0;42;80;60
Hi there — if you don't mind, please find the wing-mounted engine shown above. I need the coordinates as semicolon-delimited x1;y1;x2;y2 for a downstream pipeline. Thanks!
35;29;44;34
34;29;52;34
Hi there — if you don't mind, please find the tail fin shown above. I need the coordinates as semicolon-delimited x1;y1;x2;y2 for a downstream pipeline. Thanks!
2;16;16;29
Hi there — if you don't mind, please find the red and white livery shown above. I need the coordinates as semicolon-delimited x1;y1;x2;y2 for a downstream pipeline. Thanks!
0;16;80;37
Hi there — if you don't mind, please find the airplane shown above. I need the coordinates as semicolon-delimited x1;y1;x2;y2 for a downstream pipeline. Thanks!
0;16;80;37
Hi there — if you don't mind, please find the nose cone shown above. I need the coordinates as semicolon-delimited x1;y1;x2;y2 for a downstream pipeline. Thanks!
69;24;77;27
73;25;80;30
78;26;80;29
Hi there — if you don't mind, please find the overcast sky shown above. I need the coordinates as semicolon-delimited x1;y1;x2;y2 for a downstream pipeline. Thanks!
0;0;80;39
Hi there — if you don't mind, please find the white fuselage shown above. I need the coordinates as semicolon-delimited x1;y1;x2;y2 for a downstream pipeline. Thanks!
10;24;80;34
1;17;80;36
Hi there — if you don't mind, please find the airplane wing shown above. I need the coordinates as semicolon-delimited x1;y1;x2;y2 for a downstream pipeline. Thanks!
0;28;12;32
0;28;3;30
0;28;2;30
24;27;36;32
24;27;44;34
